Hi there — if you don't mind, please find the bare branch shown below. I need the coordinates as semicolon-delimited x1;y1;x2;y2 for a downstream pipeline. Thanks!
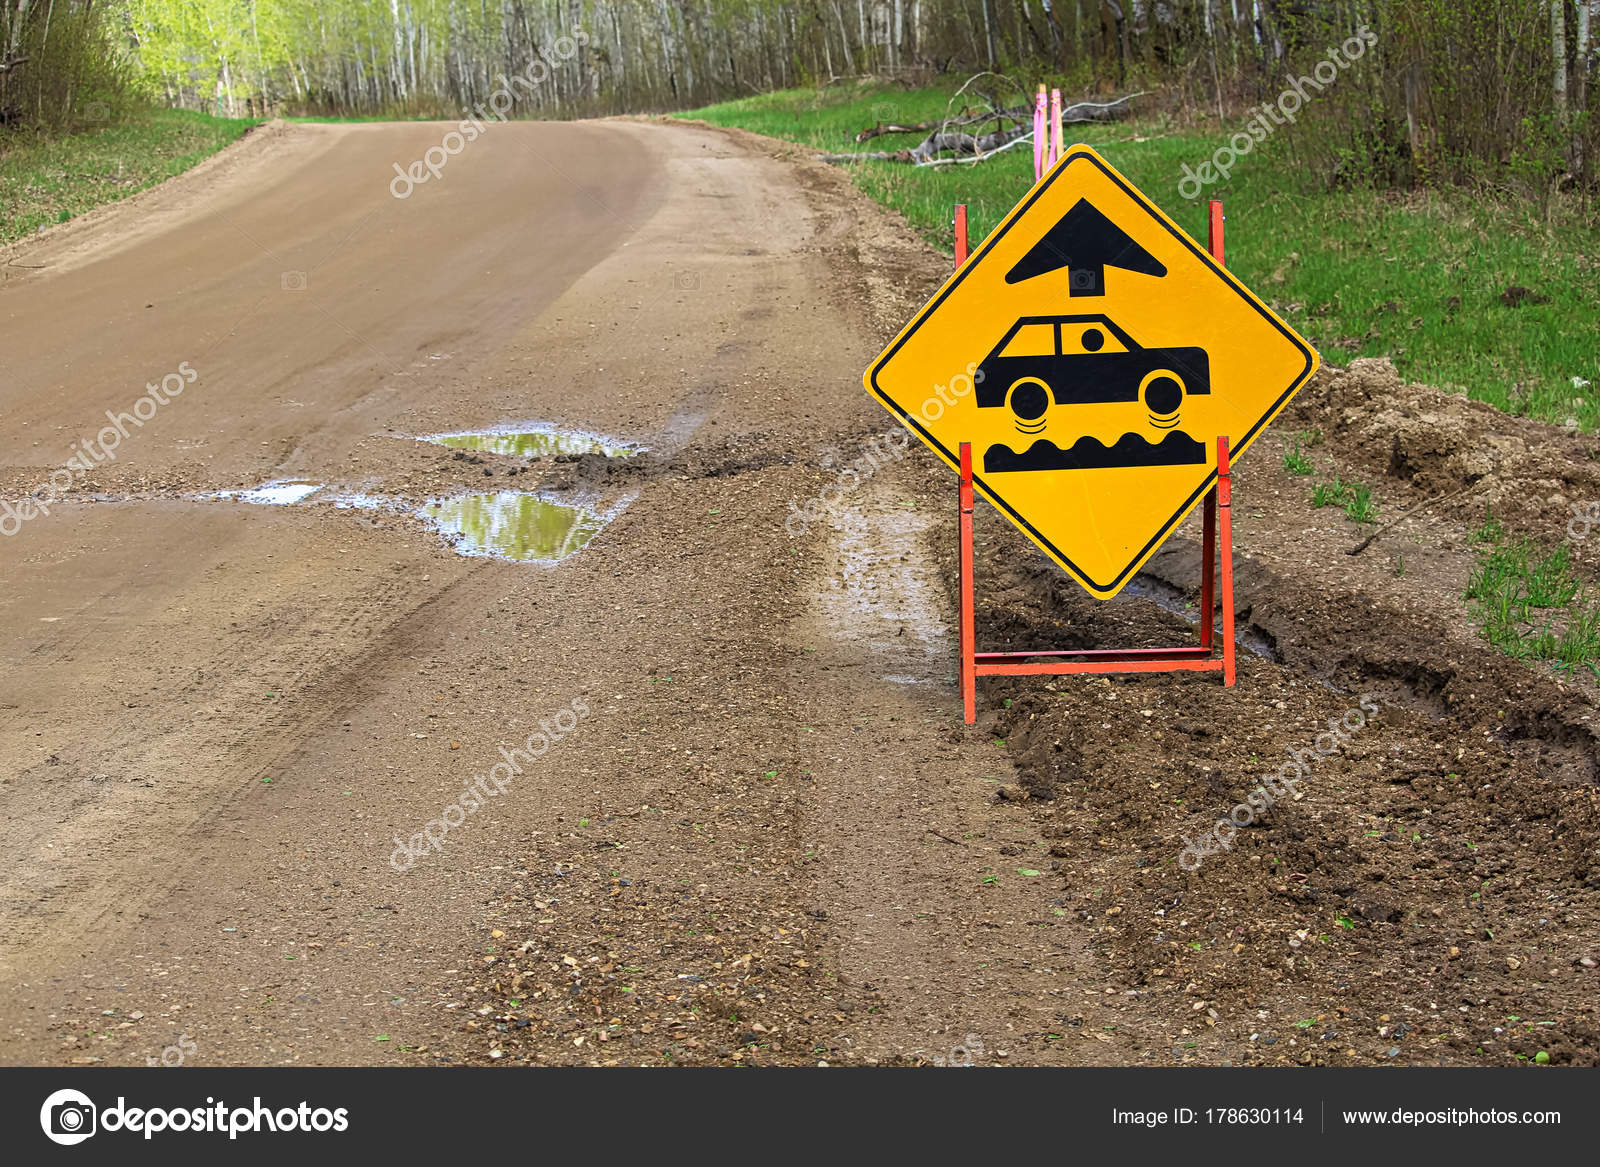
824;92;1145;167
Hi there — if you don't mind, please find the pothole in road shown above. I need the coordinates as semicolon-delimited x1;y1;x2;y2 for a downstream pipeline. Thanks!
420;427;640;459
215;479;626;565
419;491;616;562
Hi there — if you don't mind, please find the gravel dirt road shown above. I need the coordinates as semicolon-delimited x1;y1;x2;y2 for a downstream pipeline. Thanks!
3;117;1597;1068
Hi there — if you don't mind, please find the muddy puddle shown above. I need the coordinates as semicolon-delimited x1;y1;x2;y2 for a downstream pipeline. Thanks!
1121;574;1280;661
418;491;613;562
204;426;641;563
214;478;623;565
421;427;639;459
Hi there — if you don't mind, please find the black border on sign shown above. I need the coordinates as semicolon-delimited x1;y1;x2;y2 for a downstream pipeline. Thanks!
866;149;1318;595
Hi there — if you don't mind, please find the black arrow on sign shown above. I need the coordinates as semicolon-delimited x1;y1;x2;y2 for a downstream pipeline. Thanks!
1005;197;1167;296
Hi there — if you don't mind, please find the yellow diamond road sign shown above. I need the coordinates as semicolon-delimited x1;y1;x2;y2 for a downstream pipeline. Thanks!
864;144;1319;599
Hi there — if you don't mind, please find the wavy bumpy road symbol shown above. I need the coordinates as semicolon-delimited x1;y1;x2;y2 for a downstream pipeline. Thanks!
985;430;1206;473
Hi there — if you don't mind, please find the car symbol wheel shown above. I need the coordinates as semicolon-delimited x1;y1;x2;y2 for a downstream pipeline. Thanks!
1140;369;1186;428
1006;377;1051;434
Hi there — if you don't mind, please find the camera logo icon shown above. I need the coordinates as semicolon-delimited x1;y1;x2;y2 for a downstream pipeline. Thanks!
281;270;308;292
40;1088;97;1145
672;271;701;291
1569;500;1599;541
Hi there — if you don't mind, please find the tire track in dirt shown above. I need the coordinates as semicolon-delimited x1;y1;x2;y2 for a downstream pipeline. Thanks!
787;475;1139;1064
0;509;469;979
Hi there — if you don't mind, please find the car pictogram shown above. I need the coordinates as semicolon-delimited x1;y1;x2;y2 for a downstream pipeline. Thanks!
976;314;1213;473
975;313;1210;427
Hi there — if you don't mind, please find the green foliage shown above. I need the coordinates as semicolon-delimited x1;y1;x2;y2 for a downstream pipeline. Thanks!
0;0;138;135
1465;526;1600;670
0;108;255;245
1504;111;1574;220
1344;483;1380;525
1264;0;1598;204
7;0;1590;197
1471;506;1504;545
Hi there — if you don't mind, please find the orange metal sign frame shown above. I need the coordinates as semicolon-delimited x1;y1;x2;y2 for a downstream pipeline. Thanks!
951;200;1238;725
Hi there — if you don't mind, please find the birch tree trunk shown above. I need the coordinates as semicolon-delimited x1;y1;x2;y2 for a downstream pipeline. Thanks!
833;1;855;72
1575;0;1598;177
5;0;34;62
1552;0;1568;115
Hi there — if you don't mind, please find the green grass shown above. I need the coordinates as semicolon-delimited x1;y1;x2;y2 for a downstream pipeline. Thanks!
680;81;1599;431
1465;528;1600;671
1311;476;1379;524
0;107;258;247
1471;505;1505;546
1282;434;1315;476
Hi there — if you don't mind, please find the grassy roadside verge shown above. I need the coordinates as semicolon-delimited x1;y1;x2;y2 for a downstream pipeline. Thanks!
0;108;259;247
1465;508;1600;674
679;82;1598;431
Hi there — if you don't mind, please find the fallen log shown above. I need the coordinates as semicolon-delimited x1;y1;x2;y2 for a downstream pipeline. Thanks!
823;93;1145;165
825;122;1031;163
853;104;1027;143
855;120;945;143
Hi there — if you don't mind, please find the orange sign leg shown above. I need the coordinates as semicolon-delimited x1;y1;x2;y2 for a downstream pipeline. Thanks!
959;442;977;724
1200;491;1217;650
1217;435;1237;686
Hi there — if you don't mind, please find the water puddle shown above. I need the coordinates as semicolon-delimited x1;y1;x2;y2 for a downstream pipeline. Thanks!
209;479;620;565
419;491;612;562
421;427;638;459
213;428;635;563
217;481;324;505
328;493;387;512
1122;575;1280;661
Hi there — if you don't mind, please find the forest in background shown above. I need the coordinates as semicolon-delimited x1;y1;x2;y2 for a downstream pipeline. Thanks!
1;2;1597;199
